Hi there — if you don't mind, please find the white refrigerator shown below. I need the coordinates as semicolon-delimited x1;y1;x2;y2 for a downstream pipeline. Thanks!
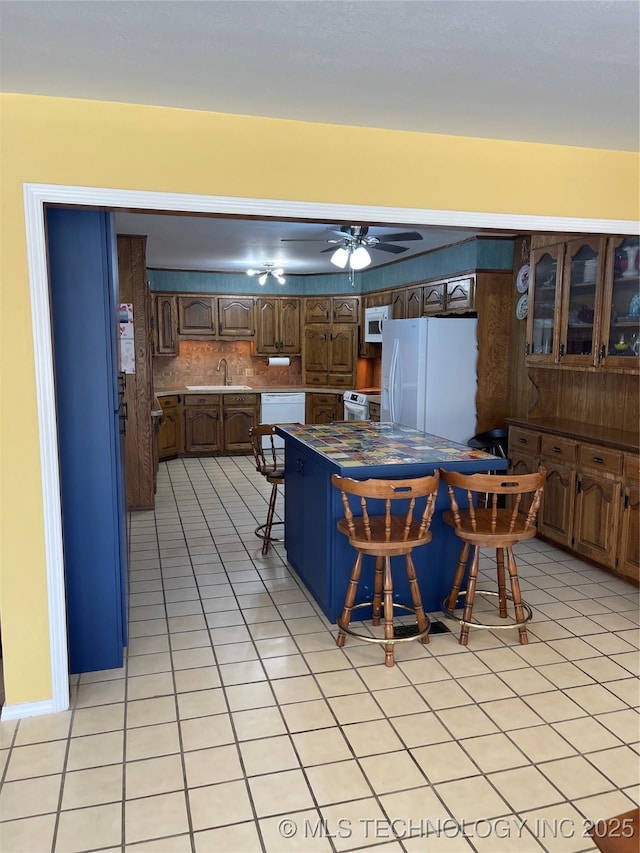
381;317;479;444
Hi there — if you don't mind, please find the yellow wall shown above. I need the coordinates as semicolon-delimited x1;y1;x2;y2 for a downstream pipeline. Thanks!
1;93;638;707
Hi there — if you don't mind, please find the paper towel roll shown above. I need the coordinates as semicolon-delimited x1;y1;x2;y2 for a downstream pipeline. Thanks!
268;357;290;367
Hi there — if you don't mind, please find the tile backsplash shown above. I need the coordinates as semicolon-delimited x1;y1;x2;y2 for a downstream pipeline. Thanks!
153;340;302;389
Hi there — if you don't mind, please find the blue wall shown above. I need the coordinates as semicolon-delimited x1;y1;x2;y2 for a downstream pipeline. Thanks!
148;238;514;295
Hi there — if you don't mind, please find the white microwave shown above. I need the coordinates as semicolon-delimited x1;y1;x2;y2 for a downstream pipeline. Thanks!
364;305;392;343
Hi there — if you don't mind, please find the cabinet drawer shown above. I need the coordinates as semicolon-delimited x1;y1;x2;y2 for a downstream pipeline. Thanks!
328;373;353;387
159;395;180;410
311;393;338;404
224;393;258;407
540;435;577;464
578;443;622;476
184;394;220;407
305;372;329;386
624;453;639;483
510;427;540;454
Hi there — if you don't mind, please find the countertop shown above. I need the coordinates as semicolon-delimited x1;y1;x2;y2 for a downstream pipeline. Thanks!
276;421;496;468
506;416;639;453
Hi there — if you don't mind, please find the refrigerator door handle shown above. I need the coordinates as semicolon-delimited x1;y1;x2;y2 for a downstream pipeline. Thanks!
389;339;400;423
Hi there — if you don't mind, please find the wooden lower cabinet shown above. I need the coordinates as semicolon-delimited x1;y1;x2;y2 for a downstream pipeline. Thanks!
306;392;343;424
184;396;222;453
182;392;258;454
618;456;640;581
158;395;182;460
538;434;577;548
508;421;639;583
368;401;380;422
222;394;259;452
538;461;576;547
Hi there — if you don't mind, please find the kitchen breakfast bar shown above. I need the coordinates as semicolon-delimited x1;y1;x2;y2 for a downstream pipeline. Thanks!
276;422;508;624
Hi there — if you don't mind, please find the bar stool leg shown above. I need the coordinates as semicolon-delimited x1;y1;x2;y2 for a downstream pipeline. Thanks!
383;556;395;666
506;546;529;644
405;553;429;644
447;542;470;613
261;482;279;556
372;556;383;626
337;552;363;647
496;547;508;618
460;546;480;646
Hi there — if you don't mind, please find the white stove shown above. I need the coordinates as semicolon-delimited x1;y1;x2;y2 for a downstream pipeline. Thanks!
342;388;380;421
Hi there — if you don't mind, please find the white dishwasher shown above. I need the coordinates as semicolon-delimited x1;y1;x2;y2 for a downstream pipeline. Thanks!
260;392;306;448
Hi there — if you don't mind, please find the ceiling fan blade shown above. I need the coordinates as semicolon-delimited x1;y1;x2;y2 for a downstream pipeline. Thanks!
280;238;330;242
376;231;423;242
374;243;409;254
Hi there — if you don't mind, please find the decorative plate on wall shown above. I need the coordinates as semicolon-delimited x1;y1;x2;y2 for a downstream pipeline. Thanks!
516;264;530;293
516;294;528;320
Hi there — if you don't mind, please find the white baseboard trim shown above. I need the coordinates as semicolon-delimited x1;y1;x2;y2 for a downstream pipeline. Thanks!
1;698;58;722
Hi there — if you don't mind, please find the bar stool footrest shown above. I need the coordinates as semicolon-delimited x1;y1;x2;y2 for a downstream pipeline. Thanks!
338;601;430;644
441;590;532;631
254;520;284;544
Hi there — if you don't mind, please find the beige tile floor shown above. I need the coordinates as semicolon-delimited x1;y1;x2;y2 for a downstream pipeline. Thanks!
1;455;638;853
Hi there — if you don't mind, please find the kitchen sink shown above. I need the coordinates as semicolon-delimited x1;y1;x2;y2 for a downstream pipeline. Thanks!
185;385;253;391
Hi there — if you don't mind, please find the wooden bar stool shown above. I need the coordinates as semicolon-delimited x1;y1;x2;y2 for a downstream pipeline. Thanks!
249;424;284;556
331;472;440;666
439;468;546;645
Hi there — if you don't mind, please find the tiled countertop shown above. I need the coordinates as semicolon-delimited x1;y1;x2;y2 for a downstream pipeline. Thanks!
276;421;495;467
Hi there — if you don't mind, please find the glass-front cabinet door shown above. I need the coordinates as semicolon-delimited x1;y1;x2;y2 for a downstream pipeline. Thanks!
559;237;606;367
526;245;564;364
601;235;640;369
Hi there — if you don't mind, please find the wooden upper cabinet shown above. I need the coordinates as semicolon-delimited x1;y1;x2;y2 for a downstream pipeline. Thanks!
255;297;301;355
559;237;607;367
391;289;406;319
445;276;475;312
305;298;331;324
526;235;639;373
600;235;640;370
331;296;359;324
178;296;216;336
304;327;329;373
217;297;254;337
423;282;446;315
279;297;301;353
255;298;279;354
526;244;564;364
405;286;423;318
154;294;178;355
329;326;357;375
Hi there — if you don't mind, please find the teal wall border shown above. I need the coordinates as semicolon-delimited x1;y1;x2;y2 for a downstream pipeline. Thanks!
148;238;514;295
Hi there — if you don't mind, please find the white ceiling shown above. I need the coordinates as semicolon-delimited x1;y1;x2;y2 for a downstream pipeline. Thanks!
2;0;638;273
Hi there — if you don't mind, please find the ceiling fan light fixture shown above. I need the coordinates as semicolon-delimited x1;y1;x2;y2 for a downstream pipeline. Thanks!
258;272;268;286
246;269;259;276
330;247;350;269
350;245;371;270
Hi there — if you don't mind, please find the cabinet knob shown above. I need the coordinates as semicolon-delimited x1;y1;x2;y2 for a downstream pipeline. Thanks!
591;456;604;464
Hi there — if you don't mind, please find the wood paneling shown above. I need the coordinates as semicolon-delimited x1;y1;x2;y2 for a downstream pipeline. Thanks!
475;271;512;433
118;236;155;510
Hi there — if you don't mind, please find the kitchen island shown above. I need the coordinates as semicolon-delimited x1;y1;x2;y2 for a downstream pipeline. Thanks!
276;422;508;623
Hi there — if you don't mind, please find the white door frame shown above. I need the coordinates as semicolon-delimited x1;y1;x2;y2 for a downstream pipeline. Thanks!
9;181;636;720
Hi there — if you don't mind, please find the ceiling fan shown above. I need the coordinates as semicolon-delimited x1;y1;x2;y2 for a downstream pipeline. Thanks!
282;225;424;270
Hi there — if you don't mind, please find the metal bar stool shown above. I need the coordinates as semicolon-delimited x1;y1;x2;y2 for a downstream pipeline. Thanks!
331;472;440;666
249;424;284;555
439;467;546;645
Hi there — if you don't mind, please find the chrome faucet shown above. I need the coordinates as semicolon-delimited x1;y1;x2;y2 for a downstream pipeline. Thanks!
216;358;230;386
